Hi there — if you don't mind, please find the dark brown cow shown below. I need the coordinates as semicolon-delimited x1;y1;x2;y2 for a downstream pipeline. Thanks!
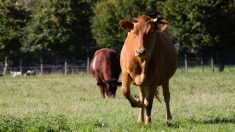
90;48;121;98
119;15;177;124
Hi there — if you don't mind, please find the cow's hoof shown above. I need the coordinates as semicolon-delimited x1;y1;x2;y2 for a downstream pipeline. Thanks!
131;100;143;108
166;115;172;121
137;100;143;108
166;119;174;127
145;117;151;125
145;121;151;125
137;119;144;123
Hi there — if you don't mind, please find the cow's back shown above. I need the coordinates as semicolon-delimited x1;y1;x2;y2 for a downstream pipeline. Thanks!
90;48;121;82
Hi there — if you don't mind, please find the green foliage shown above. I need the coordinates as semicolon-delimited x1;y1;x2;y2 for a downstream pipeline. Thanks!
0;113;71;131
70;0;96;58
92;0;235;59
21;0;76;57
0;0;235;63
91;0;158;52
21;0;95;59
158;0;235;55
0;0;29;58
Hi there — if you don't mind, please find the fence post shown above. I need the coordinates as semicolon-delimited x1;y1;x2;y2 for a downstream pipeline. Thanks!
64;59;67;75
184;54;188;72
40;58;43;75
211;56;214;72
87;57;90;74
201;57;204;73
3;56;8;75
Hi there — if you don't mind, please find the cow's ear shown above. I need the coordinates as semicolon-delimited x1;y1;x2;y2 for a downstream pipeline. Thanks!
117;81;122;87
155;20;168;32
119;20;133;32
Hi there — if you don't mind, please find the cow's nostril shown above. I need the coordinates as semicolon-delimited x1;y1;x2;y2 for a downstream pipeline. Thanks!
141;49;146;55
135;49;146;56
138;49;146;55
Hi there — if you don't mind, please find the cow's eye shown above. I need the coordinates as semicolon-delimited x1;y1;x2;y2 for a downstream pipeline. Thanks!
131;30;138;37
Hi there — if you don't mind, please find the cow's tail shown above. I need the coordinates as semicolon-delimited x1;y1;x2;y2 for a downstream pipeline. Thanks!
154;87;162;103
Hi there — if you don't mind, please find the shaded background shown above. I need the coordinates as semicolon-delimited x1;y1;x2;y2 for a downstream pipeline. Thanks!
0;0;234;73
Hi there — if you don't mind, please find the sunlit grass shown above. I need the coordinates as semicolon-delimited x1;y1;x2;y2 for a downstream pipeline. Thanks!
0;67;234;131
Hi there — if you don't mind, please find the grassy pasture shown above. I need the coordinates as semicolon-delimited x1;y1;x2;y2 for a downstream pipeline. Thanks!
0;68;234;131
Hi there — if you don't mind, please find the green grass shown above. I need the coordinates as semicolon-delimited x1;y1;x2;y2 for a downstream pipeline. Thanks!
0;68;234;131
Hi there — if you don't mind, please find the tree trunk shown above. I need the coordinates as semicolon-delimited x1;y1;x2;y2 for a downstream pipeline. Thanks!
216;51;224;72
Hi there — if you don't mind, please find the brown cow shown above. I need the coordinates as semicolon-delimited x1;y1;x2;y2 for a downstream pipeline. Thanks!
119;15;177;124
90;48;121;98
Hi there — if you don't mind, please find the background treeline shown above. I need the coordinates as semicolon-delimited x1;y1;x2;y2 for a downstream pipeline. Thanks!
0;0;235;70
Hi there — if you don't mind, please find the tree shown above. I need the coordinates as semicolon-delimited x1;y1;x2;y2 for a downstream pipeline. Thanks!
91;0;158;52
21;0;76;60
0;0;29;66
69;0;96;58
158;0;235;71
22;0;96;60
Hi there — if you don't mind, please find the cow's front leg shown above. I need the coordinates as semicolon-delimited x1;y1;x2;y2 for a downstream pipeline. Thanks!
100;86;105;98
138;87;145;123
121;72;142;108
97;82;106;98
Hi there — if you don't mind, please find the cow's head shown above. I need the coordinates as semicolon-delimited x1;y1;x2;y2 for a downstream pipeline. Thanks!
97;80;121;98
119;15;168;59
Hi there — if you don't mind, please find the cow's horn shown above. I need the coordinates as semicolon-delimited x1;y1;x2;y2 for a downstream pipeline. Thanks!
153;18;158;22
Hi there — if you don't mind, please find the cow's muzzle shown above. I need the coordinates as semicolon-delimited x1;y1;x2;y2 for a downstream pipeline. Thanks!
135;49;146;57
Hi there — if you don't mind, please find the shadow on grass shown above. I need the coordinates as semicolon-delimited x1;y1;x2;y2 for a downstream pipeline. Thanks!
192;117;235;124
166;121;181;128
94;121;109;128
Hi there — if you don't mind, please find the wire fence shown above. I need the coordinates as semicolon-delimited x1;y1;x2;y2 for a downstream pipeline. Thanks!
178;55;215;72
0;58;90;76
0;56;233;76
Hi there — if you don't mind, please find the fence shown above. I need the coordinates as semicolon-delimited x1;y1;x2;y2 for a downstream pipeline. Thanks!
178;55;215;73
0;56;232;76
0;58;90;76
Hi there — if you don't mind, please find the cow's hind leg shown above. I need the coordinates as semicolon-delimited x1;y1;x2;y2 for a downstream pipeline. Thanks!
162;82;172;121
121;72;142;108
144;88;155;125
